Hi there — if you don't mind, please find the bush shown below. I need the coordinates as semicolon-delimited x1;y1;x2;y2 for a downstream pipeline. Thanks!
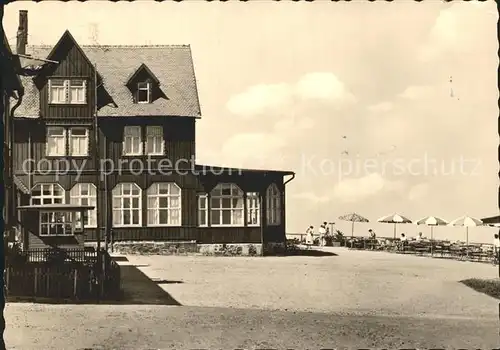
5;243;27;265
248;244;258;256
461;278;500;300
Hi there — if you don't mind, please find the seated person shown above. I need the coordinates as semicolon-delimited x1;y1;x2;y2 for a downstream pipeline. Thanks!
399;233;408;250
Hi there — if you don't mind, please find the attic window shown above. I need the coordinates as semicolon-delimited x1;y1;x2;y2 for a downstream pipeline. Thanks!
137;82;151;104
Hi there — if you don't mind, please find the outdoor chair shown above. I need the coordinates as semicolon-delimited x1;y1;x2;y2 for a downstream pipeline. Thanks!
414;243;430;256
450;244;466;260
440;243;452;258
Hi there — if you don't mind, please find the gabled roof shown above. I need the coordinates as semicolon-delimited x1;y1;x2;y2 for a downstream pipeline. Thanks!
16;30;202;118
126;63;161;86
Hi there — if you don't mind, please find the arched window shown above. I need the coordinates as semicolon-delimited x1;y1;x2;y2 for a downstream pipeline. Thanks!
147;182;181;226
30;183;65;205
210;183;244;226
70;183;97;228
266;183;281;226
112;183;142;227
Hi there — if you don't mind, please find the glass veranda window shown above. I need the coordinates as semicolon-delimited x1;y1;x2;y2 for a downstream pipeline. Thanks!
210;183;244;226
147;183;182;226
70;183;97;228
246;192;260;226
112;183;142;227
266;183;281;226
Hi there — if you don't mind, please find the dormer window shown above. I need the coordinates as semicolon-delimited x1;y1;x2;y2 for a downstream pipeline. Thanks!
137;82;151;104
127;64;161;104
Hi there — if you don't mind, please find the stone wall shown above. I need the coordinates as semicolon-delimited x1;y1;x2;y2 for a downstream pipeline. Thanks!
102;241;287;257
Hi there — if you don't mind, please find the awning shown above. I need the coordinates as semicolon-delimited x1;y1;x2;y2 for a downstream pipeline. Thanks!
481;215;500;225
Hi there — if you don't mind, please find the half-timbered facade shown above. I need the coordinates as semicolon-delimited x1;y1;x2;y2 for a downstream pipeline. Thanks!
12;24;294;252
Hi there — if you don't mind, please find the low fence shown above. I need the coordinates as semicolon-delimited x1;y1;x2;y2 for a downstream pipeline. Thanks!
286;233;497;263
5;248;121;301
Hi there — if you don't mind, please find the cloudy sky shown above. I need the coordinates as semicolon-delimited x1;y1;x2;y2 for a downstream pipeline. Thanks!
3;1;498;242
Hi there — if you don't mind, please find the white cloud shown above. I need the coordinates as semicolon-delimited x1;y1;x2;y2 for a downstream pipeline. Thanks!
294;72;356;103
397;85;434;100
274;116;315;134
332;173;404;203
226;83;292;118
367;101;393;113
408;183;429;201
226;72;355;118
418;2;497;62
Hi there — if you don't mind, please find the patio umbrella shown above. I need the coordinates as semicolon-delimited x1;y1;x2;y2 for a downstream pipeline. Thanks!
416;216;448;255
377;213;412;239
415;216;448;240
448;216;483;246
338;213;369;238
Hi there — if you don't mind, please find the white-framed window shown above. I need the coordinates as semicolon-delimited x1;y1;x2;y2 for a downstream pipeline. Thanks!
70;183;97;228
210;183;244;226
147;182;181;226
112;183;142;227
48;79;86;104
266;183;281;226
69;127;89;156
30;183;65;205
69;79;86;104
198;194;208;227
40;211;75;236
48;79;67;104
246;192;260;226
137;82;151;103
123;126;143;155
30;183;66;235
46;126;66;156
146;126;164;155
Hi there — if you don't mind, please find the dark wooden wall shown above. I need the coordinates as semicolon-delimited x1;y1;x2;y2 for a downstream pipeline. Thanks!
13;117;196;175
15;171;287;245
100;117;195;167
35;36;94;120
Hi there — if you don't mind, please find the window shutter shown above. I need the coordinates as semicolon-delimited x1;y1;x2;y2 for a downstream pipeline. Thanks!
47;80;52;102
64;80;70;103
83;80;87;103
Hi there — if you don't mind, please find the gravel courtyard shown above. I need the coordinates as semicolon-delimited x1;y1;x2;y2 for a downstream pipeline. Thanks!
5;248;500;348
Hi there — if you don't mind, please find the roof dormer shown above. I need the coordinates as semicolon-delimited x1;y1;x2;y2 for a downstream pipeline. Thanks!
126;63;161;104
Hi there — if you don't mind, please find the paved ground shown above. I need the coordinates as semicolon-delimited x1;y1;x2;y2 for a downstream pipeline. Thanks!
5;248;500;348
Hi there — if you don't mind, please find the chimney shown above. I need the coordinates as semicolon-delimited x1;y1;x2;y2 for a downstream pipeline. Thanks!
16;10;28;55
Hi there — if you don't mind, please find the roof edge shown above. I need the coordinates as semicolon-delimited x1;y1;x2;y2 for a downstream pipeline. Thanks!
195;164;295;176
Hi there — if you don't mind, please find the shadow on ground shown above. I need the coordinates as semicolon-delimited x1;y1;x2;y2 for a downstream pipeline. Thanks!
6;263;182;306
284;248;338;257
460;278;500;300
